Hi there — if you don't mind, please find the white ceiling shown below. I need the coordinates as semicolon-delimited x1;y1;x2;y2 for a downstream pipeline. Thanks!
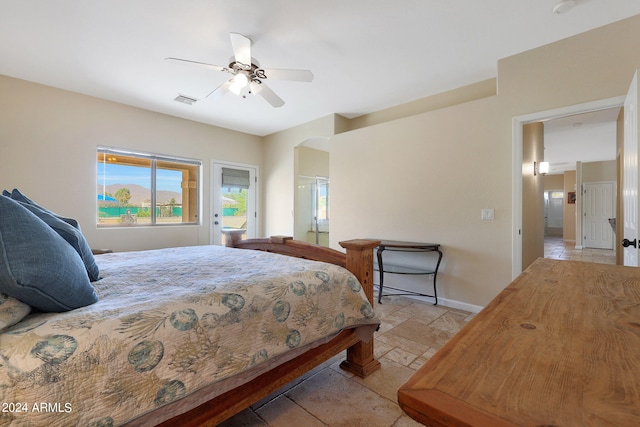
1;1;640;136
543;108;621;175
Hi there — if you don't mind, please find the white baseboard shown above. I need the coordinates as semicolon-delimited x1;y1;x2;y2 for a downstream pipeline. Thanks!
438;297;484;313
388;293;484;314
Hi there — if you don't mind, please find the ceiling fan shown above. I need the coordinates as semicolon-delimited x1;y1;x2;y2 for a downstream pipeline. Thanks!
166;33;313;108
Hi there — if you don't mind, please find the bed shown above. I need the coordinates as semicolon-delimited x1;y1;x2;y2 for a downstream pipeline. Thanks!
0;192;381;426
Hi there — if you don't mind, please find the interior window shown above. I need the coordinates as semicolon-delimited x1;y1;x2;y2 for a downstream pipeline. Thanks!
97;148;201;226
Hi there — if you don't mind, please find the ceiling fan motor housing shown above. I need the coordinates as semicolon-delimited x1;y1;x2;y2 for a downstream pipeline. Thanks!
229;61;267;84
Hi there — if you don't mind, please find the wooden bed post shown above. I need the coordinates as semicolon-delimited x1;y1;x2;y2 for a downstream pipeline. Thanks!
339;239;382;377
222;229;246;247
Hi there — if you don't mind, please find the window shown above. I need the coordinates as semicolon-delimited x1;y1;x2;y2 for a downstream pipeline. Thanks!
97;147;201;226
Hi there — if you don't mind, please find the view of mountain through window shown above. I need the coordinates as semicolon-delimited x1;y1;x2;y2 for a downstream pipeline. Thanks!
97;148;200;226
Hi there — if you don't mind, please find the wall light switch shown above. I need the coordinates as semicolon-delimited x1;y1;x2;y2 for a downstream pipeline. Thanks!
481;209;495;220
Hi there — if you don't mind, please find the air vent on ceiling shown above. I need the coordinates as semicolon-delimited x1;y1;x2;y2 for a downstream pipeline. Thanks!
174;94;198;105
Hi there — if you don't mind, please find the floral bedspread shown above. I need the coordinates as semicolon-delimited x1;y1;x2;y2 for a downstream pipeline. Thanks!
0;245;379;426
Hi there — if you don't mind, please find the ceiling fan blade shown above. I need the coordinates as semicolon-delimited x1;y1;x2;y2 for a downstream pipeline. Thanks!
229;33;252;69
258;68;314;82
206;79;233;99
165;57;229;73
251;82;284;108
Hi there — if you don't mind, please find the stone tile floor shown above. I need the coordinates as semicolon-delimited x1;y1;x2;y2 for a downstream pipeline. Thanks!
544;236;615;265
219;295;474;426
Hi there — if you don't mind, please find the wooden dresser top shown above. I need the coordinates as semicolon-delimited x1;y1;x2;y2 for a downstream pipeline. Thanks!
398;258;640;427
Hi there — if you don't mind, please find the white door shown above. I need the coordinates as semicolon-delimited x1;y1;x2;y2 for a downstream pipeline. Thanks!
583;182;615;249
623;71;639;266
211;162;257;246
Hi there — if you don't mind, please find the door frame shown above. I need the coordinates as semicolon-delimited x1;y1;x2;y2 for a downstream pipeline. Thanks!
512;96;624;278
623;70;639;266
210;160;259;245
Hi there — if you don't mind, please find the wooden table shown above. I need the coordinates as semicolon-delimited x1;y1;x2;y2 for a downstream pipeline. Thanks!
398;258;640;427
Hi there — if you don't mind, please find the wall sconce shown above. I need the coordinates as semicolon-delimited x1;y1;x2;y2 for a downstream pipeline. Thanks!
534;161;549;176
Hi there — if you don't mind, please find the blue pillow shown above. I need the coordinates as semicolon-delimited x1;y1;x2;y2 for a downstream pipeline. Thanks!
9;189;79;228
16;201;100;281
0;195;99;312
7;189;99;281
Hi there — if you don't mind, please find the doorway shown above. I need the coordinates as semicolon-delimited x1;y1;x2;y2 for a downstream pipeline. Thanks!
296;176;330;246
294;138;330;247
512;96;625;277
211;161;257;246
545;190;564;237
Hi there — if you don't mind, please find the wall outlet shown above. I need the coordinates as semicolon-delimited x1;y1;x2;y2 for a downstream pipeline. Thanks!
481;209;495;220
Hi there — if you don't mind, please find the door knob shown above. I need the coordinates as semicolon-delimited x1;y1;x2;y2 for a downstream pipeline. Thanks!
622;238;637;248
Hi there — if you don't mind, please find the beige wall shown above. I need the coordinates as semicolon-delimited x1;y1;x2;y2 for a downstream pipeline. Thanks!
496;16;640;114
522;122;545;270
0;75;263;252
331;96;510;308
544;174;564;191
329;15;640;308
296;146;329;178
582;160;616;182
347;79;497;131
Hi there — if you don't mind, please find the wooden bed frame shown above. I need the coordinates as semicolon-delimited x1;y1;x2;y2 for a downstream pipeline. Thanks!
157;234;381;426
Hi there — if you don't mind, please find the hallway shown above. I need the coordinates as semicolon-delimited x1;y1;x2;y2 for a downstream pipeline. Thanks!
544;236;615;265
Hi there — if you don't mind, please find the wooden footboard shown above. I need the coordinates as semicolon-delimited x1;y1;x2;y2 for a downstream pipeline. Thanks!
225;234;381;376
157;234;381;426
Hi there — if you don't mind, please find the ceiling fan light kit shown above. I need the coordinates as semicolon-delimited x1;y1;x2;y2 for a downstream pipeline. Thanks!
229;72;250;96
166;33;313;107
